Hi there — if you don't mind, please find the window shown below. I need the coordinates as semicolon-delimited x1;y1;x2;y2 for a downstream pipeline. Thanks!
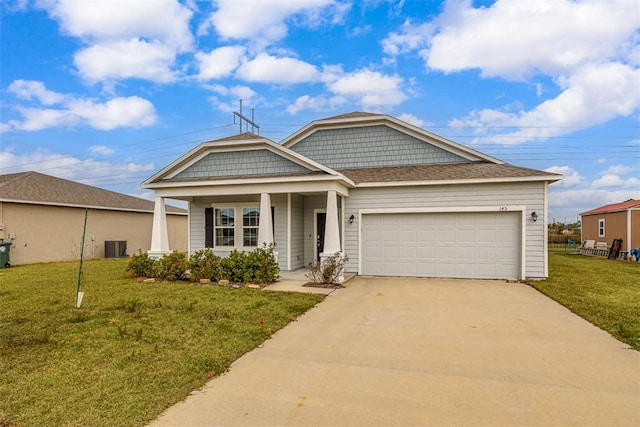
243;207;260;247
215;208;235;246
598;218;605;237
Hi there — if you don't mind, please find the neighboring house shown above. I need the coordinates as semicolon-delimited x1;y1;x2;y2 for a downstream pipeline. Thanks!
142;112;561;280
580;200;640;254
0;171;187;265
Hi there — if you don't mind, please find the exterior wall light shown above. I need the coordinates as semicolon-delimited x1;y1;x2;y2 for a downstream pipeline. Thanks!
531;212;538;222
349;214;355;224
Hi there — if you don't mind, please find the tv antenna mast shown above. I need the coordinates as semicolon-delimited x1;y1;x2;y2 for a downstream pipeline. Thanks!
233;100;260;135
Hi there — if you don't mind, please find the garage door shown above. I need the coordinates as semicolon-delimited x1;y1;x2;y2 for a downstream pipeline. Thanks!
361;211;521;279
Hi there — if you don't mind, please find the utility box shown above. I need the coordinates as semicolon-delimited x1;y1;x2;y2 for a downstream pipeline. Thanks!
105;241;127;258
0;241;11;268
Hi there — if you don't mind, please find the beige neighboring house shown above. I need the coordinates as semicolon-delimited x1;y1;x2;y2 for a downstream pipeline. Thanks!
0;171;187;266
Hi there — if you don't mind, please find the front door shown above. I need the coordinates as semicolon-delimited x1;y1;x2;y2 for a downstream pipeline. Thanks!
316;212;326;261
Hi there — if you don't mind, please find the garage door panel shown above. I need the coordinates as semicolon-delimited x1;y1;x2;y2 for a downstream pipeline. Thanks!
362;211;520;279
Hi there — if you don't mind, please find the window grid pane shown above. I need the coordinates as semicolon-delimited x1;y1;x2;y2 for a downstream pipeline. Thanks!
214;208;235;246
242;207;260;247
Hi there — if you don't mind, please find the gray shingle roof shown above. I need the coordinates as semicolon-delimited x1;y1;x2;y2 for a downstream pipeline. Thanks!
0;171;186;214
337;162;560;184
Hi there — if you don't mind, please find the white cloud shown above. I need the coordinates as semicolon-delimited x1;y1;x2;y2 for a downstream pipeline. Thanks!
383;0;640;145
286;94;346;114
74;39;178;84
196;46;246;80
549;188;640;215
39;0;193;84
545;166;579;188
592;174;640;189
602;164;633;176
0;148;154;186
596;158;608;164
3;80;157;131
41;0;193;50
424;0;639;79
236;54;320;84
328;69;407;109
89;145;115;156
450;62;640;144
8;80;67;105
397;113;424;127
382;20;432;57
203;0;339;46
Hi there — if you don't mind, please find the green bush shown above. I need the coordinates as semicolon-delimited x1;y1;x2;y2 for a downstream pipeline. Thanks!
126;251;156;277
154;251;188;281
246;243;279;284
126;245;279;285
187;249;222;282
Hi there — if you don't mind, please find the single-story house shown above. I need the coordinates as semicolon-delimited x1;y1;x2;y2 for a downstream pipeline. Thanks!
580;199;640;254
0;171;188;265
142;112;561;280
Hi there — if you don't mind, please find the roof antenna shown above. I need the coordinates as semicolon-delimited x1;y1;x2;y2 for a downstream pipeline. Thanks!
233;99;260;135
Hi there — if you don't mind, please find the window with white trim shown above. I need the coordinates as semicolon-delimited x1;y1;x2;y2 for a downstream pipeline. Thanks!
598;218;605;237
215;208;235;246
242;207;260;247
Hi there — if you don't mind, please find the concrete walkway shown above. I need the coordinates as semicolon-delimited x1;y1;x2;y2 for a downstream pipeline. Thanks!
150;277;640;426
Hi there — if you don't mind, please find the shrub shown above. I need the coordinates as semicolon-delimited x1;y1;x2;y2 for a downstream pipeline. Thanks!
246;243;280;284
220;250;251;283
154;251;188;281
187;249;222;282
127;251;156;277
306;252;348;285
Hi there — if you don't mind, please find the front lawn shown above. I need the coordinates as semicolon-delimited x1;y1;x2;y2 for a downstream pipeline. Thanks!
0;259;324;427
529;249;640;350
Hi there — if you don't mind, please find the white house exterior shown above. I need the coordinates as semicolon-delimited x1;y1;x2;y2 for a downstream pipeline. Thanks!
142;112;561;280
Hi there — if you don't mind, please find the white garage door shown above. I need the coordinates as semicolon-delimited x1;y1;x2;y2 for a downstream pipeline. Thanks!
362;211;521;279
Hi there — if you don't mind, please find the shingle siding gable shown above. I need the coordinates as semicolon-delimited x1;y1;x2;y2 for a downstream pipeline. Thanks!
289;125;469;169
173;149;313;180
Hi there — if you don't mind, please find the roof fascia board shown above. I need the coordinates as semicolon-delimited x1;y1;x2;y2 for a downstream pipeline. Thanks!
354;174;562;188
281;114;503;164
152;180;351;199
0;199;187;215
143;173;354;190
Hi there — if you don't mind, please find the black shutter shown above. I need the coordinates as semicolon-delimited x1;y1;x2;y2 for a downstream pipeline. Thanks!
205;207;214;248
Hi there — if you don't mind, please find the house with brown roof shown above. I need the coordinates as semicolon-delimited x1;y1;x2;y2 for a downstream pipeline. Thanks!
580;199;640;254
0;171;187;265
142;112;561;280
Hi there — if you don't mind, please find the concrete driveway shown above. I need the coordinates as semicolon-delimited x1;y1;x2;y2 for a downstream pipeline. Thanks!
151;277;640;426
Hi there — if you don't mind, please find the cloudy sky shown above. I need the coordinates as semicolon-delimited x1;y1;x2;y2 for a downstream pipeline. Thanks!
1;0;639;224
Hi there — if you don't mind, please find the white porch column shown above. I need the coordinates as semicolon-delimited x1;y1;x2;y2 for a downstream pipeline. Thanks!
321;190;344;283
257;193;274;245
323;190;341;253
148;196;170;258
257;192;277;263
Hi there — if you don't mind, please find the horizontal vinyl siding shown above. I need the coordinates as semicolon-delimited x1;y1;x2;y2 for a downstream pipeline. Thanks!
344;182;546;278
290;194;305;270
271;194;288;270
189;201;207;254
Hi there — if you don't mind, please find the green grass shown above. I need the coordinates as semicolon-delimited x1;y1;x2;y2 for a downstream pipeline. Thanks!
529;249;640;350
0;259;324;427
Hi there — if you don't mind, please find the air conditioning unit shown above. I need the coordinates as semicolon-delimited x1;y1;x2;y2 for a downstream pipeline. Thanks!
105;240;127;258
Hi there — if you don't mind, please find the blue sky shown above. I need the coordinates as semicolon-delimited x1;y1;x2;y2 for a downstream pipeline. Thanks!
1;0;639;224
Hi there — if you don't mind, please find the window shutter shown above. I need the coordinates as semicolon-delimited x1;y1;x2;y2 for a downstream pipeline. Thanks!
205;207;214;248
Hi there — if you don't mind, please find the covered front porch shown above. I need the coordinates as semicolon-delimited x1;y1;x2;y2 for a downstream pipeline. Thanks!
147;181;351;275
